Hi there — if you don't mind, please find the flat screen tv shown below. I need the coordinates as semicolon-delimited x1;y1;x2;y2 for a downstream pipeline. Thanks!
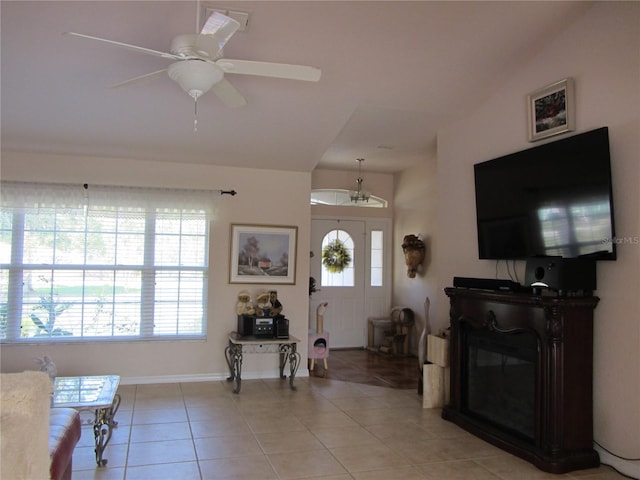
474;127;616;260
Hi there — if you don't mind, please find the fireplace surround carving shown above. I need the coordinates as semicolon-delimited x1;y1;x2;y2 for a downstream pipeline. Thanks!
442;287;599;473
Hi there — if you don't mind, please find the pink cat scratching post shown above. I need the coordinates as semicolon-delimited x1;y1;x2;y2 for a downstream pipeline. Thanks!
309;302;329;374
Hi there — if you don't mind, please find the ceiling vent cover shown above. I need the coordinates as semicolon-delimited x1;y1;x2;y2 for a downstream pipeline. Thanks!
204;6;250;31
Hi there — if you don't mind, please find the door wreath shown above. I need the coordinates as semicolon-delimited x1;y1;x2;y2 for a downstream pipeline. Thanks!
322;239;352;273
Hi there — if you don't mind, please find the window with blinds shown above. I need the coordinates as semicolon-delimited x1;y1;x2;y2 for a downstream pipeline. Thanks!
0;182;216;342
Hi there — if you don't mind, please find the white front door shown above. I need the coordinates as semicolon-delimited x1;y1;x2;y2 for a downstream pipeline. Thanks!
310;219;387;348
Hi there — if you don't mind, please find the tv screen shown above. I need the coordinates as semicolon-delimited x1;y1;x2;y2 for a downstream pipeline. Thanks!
474;127;616;260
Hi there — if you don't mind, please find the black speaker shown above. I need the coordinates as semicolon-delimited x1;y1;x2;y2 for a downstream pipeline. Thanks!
525;257;596;293
274;316;289;339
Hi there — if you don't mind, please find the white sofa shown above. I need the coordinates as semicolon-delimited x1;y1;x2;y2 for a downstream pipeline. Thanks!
1;371;82;480
1;371;52;479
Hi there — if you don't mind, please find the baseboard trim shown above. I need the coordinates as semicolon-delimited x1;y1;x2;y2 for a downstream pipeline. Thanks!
594;445;640;479
120;370;309;386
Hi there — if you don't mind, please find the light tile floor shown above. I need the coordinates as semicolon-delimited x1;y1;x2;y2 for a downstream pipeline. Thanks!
72;377;627;480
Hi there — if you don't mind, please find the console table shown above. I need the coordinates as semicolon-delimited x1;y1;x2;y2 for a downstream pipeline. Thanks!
225;332;301;394
53;375;121;466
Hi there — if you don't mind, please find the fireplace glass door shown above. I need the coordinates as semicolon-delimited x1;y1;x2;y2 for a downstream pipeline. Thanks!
462;325;538;442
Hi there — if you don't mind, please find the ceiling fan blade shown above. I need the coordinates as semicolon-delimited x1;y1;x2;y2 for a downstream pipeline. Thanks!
216;59;322;82
194;12;240;60
63;32;179;60
109;69;168;89
211;78;247;107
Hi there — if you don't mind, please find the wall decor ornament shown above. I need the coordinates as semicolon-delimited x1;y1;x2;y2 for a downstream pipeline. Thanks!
527;78;575;142
322;239;352;273
401;234;425;278
229;224;297;284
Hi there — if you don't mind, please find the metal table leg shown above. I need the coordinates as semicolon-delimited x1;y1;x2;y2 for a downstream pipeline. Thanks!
279;342;301;391
225;341;243;393
93;393;121;466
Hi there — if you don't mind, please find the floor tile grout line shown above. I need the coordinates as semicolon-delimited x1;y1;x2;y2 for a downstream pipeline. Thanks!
179;382;205;480
120;384;135;479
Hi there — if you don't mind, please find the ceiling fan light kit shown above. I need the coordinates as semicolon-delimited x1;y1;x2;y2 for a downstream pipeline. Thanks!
168;60;223;99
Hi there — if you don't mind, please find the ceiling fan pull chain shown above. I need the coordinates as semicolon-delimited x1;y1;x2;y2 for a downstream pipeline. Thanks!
193;98;198;132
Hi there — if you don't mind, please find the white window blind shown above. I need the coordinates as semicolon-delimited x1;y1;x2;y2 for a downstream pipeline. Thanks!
0;181;218;342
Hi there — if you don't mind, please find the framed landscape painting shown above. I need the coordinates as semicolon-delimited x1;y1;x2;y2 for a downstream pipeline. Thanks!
527;78;575;142
229;224;297;284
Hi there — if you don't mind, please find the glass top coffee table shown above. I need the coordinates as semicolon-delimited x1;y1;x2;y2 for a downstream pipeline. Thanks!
53;375;121;466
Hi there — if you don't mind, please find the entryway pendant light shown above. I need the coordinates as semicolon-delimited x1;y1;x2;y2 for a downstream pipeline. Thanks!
349;158;370;204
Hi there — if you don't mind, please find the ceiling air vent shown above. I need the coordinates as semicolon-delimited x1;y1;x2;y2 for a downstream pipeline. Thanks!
204;6;250;32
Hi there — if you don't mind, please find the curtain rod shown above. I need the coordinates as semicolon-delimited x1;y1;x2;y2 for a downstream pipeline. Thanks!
79;183;237;196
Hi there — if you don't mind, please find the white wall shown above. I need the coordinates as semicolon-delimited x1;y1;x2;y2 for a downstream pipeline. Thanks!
0;152;312;383
393;155;440;353
434;2;639;465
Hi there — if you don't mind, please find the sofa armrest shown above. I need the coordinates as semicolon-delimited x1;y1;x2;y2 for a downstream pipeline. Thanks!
49;408;81;480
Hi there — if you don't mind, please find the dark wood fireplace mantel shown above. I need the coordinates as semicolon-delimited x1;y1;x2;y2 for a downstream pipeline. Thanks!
442;287;600;474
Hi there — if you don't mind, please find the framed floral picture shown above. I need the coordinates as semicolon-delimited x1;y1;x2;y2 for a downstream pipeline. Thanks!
527;78;575;142
229;224;297;284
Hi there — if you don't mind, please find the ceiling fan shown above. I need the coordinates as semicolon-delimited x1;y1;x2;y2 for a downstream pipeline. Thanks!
63;11;321;110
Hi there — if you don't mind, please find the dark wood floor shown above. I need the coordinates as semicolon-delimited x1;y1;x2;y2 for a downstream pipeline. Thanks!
309;348;420;390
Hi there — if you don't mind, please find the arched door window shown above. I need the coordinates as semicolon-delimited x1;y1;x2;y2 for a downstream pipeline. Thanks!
321;229;354;287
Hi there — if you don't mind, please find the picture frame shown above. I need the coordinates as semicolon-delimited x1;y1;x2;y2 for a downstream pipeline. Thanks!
229;224;298;284
527;78;575;142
